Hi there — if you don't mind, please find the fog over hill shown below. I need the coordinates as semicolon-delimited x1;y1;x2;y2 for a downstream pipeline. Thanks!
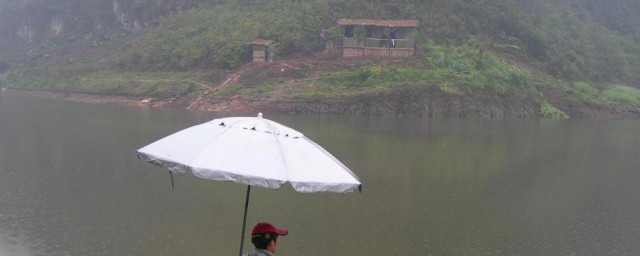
0;0;638;85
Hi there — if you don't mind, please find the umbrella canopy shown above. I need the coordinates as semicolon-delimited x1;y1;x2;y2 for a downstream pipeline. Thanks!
137;113;361;192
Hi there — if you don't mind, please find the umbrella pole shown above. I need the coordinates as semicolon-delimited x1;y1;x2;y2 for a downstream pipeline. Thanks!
239;185;251;256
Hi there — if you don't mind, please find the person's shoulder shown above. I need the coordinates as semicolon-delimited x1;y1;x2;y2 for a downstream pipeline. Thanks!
244;252;271;256
244;249;274;256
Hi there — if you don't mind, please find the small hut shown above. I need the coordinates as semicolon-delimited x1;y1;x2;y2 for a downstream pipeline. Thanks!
338;18;419;58
248;39;274;62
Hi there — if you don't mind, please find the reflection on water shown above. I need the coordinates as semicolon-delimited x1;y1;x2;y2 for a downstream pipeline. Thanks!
1;96;640;255
0;229;37;256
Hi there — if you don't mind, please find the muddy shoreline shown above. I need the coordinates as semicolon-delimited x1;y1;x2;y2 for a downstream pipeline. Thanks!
3;87;640;119
2;88;153;106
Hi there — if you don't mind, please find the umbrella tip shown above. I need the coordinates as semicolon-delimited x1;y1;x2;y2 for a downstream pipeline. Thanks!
257;112;263;119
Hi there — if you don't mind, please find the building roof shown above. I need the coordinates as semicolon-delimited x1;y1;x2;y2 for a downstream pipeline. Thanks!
248;39;274;46
338;18;419;28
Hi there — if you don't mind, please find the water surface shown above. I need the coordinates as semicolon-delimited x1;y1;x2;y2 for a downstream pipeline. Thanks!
1;95;639;255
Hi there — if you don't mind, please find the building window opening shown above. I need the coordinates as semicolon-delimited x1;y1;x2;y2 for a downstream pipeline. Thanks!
344;25;354;37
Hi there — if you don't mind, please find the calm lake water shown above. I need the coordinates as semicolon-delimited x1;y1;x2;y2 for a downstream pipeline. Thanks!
1;95;639;256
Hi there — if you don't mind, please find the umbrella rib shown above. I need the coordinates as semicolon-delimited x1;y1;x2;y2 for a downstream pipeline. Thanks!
186;122;235;173
262;117;291;183
303;137;361;182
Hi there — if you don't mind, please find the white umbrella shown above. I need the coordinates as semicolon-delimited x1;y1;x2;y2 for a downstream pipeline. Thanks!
137;113;361;255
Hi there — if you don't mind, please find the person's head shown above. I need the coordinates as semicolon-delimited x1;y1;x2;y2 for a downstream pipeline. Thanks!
250;222;288;253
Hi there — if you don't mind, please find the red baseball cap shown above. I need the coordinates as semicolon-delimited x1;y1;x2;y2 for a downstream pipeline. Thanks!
251;222;288;236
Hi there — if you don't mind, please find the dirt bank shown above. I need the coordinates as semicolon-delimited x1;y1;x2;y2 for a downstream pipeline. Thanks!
4;86;640;119
260;87;540;118
2;88;157;107
267;88;640;118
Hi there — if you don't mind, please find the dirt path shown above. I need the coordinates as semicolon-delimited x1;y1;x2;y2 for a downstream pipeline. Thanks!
186;63;256;110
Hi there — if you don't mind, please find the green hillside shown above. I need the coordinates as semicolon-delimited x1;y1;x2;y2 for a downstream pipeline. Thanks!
1;0;639;117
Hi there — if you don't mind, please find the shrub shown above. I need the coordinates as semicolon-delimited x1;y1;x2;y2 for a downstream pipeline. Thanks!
540;102;569;119
568;81;600;104
602;85;640;106
425;41;530;94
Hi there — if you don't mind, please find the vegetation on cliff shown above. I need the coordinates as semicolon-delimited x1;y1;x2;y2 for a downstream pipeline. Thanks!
1;0;639;117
